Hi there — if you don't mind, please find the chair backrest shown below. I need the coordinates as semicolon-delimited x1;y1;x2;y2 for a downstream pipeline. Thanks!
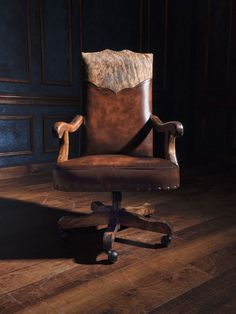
81;49;153;157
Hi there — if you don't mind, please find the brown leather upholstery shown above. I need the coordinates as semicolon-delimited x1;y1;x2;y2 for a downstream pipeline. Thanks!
84;80;153;156
53;155;179;192
52;50;183;262
53;49;181;193
82;50;153;157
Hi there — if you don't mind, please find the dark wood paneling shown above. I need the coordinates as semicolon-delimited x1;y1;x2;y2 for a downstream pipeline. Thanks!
192;0;236;155
1;0;146;169
0;0;31;83
0;0;80;97
149;0;169;92
229;0;236;89
81;0;142;52
0;104;79;168
0;115;33;156
0;0;80;169
40;0;73;85
204;0;232;89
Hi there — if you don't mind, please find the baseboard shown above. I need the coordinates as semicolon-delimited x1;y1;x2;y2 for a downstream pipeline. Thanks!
0;162;54;180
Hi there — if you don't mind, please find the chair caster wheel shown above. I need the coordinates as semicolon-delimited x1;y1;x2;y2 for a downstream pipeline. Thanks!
60;230;70;240
107;250;118;263
161;235;172;247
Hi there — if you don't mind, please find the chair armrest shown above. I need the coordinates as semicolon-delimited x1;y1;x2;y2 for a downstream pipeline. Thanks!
54;115;84;139
150;114;184;166
53;115;84;163
150;114;183;137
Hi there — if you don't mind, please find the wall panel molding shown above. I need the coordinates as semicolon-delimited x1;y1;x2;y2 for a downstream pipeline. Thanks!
0;0;32;83
0;162;53;180
0;115;33;157
0;95;79;106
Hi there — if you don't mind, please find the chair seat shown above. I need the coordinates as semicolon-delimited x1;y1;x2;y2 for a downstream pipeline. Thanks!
53;155;180;192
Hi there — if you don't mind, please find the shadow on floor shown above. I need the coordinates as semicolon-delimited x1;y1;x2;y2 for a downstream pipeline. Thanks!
0;197;108;264
0;197;161;265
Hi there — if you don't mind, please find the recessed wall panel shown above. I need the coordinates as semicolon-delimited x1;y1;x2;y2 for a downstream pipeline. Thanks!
0;0;31;82
0;116;33;156
40;0;72;85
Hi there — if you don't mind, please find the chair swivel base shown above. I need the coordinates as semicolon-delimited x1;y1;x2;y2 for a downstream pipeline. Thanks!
58;191;173;263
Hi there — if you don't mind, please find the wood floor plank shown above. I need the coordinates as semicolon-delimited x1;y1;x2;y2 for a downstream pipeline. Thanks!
0;236;182;312
149;267;236;314
15;223;236;313
92;243;236;314
0;219;230;312
0;259;78;295
0;162;235;313
214;296;236;314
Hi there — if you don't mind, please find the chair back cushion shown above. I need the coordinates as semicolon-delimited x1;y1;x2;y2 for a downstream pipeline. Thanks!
81;49;153;157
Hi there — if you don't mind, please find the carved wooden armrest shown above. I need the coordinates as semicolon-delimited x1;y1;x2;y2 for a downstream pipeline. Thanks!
150;114;183;137
150;114;184;166
54;115;84;139
53;115;84;163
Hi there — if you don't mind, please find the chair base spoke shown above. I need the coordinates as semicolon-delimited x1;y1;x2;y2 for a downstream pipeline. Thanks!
57;191;173;263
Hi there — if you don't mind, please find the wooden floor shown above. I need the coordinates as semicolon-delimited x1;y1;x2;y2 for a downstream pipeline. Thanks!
0;157;236;313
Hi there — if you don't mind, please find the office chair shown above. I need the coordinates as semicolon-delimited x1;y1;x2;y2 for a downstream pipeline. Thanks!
53;49;183;263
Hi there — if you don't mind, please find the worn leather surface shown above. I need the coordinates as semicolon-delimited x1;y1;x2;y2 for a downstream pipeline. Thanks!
83;79;153;157
53;50;181;192
53;155;180;192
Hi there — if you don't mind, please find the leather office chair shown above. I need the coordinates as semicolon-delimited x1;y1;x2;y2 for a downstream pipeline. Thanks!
53;49;183;263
